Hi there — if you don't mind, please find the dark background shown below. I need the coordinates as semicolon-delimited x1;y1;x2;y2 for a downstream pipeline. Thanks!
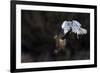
21;10;90;63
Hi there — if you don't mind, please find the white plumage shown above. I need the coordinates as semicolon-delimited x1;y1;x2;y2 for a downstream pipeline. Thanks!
61;20;87;38
61;21;72;34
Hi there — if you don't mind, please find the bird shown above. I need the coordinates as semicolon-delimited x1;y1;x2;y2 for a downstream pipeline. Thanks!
61;20;87;39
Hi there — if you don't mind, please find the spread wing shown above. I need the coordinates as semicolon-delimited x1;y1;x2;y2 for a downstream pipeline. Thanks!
72;20;87;35
61;21;71;34
61;20;87;36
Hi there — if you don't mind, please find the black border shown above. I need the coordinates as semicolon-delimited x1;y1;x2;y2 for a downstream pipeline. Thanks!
10;0;97;73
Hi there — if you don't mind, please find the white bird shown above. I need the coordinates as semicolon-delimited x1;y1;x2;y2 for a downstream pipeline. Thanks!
61;20;87;39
